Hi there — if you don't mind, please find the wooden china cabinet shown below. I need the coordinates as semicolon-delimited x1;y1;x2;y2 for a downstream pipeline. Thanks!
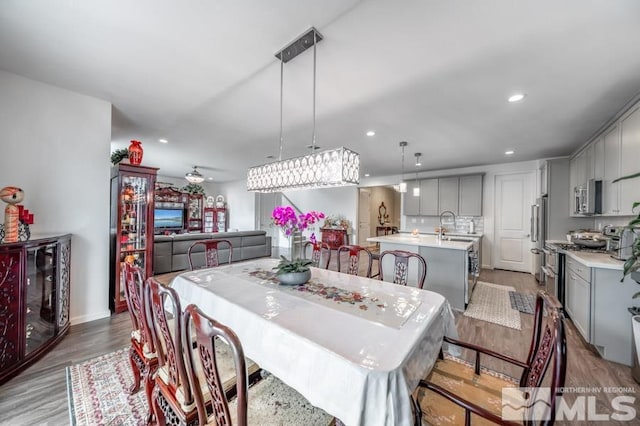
0;234;71;385
186;194;203;232
109;163;158;313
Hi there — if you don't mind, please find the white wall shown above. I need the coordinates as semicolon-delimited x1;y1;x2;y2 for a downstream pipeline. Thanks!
216;180;256;231
0;70;112;324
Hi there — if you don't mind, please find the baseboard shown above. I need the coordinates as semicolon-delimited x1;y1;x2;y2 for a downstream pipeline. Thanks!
70;310;111;325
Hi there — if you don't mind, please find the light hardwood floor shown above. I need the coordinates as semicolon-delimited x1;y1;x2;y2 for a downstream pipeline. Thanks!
1;259;638;425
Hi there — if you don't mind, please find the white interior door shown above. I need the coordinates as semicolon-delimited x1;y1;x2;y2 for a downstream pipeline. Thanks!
358;189;371;245
257;193;281;246
493;172;535;272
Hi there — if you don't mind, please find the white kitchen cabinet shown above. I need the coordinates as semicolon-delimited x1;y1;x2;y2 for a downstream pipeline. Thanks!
619;105;640;216
603;123;621;215
419;178;439;216
566;264;591;343
593;136;604;180
438;177;459;215
458;175;483;216
402;181;420;216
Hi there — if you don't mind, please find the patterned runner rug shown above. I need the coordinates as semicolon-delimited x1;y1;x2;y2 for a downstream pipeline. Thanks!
66;348;147;426
463;282;521;330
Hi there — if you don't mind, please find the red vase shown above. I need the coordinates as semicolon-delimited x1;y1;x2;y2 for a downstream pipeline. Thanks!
128;140;143;165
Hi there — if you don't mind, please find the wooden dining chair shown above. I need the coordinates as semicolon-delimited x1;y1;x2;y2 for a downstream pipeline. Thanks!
414;292;567;425
303;241;331;269
188;239;233;270
146;278;259;426
378;250;427;289
183;304;334;426
122;263;157;424
337;245;373;277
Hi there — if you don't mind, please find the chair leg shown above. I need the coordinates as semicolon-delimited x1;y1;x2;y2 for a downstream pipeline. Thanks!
142;366;156;425
128;346;141;394
411;395;422;426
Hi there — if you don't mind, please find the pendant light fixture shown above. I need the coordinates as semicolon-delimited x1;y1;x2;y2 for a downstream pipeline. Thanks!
394;141;408;193
247;27;360;192
413;153;422;197
185;165;205;184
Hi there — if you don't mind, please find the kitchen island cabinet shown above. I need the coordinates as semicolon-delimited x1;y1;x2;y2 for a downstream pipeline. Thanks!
367;234;475;311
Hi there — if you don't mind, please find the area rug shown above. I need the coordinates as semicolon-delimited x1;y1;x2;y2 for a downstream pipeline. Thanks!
464;282;521;330
66;348;148;426
509;291;536;314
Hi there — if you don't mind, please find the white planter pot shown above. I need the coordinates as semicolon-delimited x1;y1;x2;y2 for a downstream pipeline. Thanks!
632;315;640;383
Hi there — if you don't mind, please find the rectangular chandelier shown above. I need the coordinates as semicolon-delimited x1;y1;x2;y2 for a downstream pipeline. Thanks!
247;147;360;193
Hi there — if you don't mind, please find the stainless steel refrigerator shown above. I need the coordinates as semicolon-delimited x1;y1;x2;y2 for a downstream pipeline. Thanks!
530;158;593;282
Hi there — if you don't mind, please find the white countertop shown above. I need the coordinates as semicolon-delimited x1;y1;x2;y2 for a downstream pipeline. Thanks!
367;234;474;250
546;242;624;270
399;230;483;238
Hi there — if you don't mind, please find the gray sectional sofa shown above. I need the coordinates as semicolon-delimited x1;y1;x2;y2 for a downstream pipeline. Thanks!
153;230;272;274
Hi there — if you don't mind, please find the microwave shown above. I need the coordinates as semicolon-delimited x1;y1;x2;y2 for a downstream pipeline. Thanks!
574;179;602;215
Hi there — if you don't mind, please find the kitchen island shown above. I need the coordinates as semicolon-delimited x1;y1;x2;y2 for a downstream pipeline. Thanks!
367;234;476;311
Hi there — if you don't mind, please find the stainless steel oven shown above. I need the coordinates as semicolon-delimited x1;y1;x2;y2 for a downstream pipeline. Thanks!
542;244;564;306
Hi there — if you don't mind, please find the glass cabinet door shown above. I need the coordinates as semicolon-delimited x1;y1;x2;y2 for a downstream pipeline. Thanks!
117;174;150;305
25;245;56;355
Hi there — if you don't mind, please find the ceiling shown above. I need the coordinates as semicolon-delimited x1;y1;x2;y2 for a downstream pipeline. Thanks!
2;0;640;182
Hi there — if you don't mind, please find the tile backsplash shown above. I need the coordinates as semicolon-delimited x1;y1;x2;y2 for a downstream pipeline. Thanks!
404;216;484;234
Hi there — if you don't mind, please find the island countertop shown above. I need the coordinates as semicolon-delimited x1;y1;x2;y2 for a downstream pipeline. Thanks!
367;234;474;251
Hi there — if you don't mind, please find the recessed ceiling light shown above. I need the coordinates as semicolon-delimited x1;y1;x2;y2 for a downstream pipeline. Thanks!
508;93;526;103
505;150;515;155
366;130;375;137
208;177;213;181
364;173;370;177
158;138;168;143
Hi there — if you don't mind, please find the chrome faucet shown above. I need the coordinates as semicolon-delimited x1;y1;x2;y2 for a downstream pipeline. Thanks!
439;210;456;239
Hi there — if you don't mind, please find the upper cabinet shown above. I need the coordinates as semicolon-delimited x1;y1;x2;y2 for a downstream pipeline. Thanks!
403;174;483;217
620;105;640;215
602;124;621;215
419;179;439;216
459;175;483;216
569;99;640;217
438;177;459;214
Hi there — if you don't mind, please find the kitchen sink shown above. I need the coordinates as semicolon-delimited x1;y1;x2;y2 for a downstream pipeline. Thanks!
442;237;474;242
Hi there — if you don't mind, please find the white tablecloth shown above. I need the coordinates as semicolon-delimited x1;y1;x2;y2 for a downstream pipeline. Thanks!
171;258;457;426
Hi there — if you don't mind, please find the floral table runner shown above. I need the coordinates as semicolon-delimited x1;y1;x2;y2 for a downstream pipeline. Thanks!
223;266;422;329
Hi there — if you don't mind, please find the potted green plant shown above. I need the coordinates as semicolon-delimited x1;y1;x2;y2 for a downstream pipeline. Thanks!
612;171;640;287
182;183;205;195
110;148;129;165
273;256;313;285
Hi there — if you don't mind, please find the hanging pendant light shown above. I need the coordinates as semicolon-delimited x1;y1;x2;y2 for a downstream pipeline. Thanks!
185;166;205;183
247;27;360;193
394;141;408;193
413;153;421;197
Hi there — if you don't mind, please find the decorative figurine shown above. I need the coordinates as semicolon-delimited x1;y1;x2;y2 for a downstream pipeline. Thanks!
1;186;25;243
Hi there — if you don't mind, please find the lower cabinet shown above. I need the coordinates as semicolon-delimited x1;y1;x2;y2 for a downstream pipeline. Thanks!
565;268;591;342
0;234;71;385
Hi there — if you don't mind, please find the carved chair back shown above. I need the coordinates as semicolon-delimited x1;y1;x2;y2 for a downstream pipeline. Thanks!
520;292;567;423
378;250;427;289
303;241;331;269
337;245;373;277
147;278;194;410
183;304;249;426
123;263;155;353
188;239;233;270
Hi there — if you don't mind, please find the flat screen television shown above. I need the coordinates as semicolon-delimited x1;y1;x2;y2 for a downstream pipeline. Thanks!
154;207;184;231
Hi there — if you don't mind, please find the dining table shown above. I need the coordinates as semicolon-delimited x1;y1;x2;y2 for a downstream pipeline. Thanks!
169;257;457;426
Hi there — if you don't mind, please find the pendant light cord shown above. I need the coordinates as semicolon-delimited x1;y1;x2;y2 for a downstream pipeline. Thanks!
278;55;284;161
311;30;317;152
